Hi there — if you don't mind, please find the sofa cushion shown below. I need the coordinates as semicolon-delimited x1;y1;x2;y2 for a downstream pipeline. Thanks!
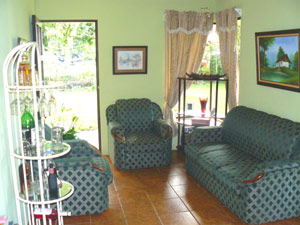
186;142;262;191
222;106;300;161
116;98;154;132
185;142;231;161
124;131;166;153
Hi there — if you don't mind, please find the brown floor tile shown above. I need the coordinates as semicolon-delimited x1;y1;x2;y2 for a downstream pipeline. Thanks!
191;208;241;225
122;200;157;219
147;185;178;201
142;177;170;189
108;183;116;192
133;167;161;178
172;183;202;197
221;207;244;222
126;215;163;225
181;192;220;211
168;173;197;186
159;212;199;225
118;190;149;204
91;219;127;225
91;204;125;222
114;180;146;193
286;217;300;225
158;165;186;176
64;215;90;224
108;191;120;205
152;197;189;215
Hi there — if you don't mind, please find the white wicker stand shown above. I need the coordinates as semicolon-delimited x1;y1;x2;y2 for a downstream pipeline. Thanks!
3;42;74;225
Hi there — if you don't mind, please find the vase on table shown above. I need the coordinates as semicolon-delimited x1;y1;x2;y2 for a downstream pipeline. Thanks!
199;97;208;117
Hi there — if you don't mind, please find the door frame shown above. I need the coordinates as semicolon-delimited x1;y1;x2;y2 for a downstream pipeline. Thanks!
32;18;102;152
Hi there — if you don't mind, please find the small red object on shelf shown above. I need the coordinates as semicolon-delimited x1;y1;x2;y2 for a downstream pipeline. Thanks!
33;208;71;220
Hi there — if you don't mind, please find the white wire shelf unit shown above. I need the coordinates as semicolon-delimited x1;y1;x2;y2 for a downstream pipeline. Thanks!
3;42;74;225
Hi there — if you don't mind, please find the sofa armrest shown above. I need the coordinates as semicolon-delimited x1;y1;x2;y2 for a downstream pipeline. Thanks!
187;126;223;144
109;121;126;142
243;160;300;183
65;139;100;157
152;119;172;139
55;157;113;186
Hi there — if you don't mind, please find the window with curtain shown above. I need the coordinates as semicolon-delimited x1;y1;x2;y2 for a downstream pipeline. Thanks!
173;19;241;119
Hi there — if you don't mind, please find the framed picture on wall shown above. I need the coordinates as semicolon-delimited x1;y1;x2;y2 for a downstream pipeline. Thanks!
255;29;300;92
113;46;148;75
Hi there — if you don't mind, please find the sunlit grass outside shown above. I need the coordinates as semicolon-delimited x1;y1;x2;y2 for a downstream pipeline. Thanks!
174;81;227;118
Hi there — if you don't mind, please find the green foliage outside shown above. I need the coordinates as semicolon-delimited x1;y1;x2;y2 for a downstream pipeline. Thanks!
277;46;285;60
41;22;95;64
199;39;223;75
41;22;98;132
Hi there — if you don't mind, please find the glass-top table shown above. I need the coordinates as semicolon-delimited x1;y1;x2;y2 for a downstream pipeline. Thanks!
19;181;74;204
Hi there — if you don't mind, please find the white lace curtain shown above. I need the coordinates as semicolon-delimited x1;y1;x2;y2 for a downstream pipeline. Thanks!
164;10;213;135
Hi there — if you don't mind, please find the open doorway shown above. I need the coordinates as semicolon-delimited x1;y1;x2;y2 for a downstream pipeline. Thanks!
35;19;101;150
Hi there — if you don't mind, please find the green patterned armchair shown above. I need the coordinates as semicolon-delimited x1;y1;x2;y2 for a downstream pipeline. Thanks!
54;140;113;216
106;98;172;170
185;106;300;224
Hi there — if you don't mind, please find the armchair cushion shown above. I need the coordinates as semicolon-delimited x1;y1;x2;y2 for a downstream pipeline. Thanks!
116;98;153;132
124;131;167;153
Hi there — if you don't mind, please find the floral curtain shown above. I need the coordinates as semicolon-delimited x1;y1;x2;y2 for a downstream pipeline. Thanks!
216;8;239;109
164;10;213;135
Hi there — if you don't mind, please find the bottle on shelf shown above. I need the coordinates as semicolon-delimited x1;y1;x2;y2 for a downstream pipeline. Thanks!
48;164;58;199
18;163;31;195
33;208;71;220
18;52;32;86
21;105;35;149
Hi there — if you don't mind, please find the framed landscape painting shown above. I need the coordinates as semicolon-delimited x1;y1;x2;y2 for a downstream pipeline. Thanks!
113;46;148;75
256;29;300;92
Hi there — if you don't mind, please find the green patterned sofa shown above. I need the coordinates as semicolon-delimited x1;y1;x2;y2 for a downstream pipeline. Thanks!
54;139;113;215
185;106;300;224
106;98;172;169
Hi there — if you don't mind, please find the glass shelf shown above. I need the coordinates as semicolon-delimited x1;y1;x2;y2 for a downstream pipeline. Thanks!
14;142;71;160
19;181;74;204
177;117;225;127
7;83;66;92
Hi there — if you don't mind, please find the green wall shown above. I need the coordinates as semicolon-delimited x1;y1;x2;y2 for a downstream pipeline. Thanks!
216;0;300;122
0;0;35;221
35;0;216;154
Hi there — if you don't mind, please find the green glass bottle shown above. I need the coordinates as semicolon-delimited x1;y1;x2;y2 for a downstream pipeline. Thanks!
21;105;35;144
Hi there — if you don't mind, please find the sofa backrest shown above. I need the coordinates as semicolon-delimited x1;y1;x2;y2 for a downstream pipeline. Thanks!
222;106;300;161
114;98;155;132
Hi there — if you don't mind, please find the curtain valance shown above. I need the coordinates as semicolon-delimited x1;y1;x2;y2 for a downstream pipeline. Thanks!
165;10;213;35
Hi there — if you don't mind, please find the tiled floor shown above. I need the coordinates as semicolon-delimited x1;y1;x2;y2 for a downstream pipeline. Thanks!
64;151;300;225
